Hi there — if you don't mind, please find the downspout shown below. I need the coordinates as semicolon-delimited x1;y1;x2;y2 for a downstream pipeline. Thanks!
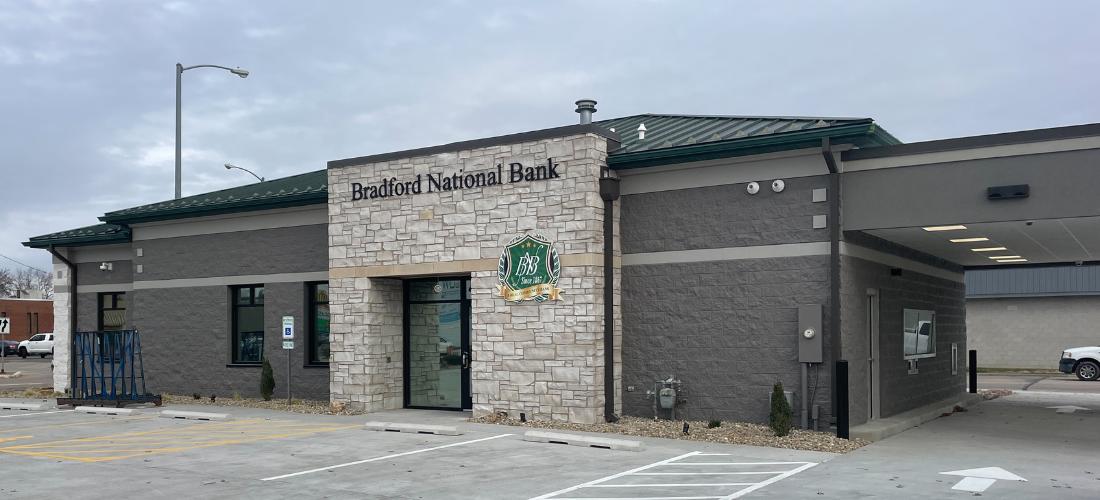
47;245;77;394
599;168;621;422
820;138;842;421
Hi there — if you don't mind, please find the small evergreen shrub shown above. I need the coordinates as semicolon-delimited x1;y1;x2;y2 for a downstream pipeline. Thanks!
707;419;722;428
769;381;792;437
260;359;275;401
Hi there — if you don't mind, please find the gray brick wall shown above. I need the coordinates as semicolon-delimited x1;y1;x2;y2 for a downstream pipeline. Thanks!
621;176;828;254
841;255;966;421
77;261;133;285
135;224;327;280
621;256;833;423
968;296;1100;369
129;283;328;400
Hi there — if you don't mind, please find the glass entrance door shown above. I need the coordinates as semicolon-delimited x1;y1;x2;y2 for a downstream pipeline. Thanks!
404;278;470;410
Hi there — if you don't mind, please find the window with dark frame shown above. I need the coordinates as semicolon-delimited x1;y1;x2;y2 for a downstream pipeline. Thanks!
32;312;39;334
98;292;126;331
232;285;265;364
308;282;330;364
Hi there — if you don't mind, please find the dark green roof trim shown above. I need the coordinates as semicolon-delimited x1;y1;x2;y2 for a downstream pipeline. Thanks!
23;223;131;249
100;170;327;224
101;192;326;224
608;122;900;169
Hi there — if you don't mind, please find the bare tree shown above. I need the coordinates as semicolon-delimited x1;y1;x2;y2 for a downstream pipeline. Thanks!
34;269;53;299
1;267;52;299
0;268;12;297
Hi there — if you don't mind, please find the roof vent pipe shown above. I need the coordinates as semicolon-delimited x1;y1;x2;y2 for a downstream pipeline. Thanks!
638;123;647;140
575;99;597;124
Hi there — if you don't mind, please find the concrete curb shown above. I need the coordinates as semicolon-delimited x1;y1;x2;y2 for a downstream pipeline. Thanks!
160;410;232;421
74;406;141;416
364;421;462;436
0;402;49;411
851;393;983;442
523;430;643;451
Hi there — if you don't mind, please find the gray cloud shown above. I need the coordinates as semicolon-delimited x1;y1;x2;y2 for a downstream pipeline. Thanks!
2;0;1099;272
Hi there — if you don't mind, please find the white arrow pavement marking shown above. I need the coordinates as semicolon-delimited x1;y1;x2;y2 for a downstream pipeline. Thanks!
940;467;1027;493
1046;405;1091;414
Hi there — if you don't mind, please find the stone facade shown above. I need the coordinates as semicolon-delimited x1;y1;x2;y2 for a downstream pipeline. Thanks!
328;129;620;423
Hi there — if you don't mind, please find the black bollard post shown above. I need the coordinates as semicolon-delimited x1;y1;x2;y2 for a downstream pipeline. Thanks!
969;350;978;394
836;360;849;440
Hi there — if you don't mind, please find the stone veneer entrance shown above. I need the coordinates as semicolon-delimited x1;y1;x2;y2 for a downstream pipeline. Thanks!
326;124;622;424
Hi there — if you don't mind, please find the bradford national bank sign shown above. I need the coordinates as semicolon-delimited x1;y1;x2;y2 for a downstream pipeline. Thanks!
350;158;562;200
497;233;563;303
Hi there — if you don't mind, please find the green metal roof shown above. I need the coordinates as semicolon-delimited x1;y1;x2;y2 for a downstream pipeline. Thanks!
28;113;902;247
23;223;131;249
600;114;900;168
99;169;327;224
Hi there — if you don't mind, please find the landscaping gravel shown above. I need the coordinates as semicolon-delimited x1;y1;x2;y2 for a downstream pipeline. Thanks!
470;414;868;453
160;393;362;415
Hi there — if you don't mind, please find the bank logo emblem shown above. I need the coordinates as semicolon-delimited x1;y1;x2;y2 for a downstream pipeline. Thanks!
496;233;562;302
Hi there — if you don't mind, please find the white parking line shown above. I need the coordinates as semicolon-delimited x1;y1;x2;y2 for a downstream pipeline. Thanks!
261;433;513;481
724;462;817;499
529;451;817;500
0;410;72;418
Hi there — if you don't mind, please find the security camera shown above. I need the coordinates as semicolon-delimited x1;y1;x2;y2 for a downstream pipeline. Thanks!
771;179;786;193
99;262;108;271
746;182;760;195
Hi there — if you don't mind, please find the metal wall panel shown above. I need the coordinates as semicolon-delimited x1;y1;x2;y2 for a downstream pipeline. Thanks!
966;265;1100;297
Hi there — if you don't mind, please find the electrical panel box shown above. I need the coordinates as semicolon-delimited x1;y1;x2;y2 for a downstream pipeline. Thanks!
798;304;823;363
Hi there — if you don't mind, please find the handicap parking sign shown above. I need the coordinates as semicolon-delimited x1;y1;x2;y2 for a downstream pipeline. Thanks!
281;316;294;340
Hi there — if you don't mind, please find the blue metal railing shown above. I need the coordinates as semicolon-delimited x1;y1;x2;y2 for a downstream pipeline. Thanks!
67;330;155;405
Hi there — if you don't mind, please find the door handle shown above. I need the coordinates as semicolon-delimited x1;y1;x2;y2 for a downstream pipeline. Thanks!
461;352;470;369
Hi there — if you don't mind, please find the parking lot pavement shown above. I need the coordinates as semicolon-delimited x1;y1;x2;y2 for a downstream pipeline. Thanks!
754;391;1100;499
0;404;834;499
0;356;53;391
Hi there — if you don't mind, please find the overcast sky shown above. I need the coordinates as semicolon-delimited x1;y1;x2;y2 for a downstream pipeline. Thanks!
2;0;1098;273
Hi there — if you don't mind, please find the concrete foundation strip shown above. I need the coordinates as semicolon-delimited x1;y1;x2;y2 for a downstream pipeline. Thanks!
364;421;461;436
0;402;49;411
160;410;232;421
74;406;142;416
523;430;643;452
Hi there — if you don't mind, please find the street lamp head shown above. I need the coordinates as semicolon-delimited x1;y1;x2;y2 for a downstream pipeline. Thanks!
230;68;249;78
224;163;234;170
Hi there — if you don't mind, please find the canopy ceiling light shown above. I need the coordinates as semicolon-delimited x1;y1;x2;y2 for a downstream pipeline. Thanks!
995;258;1028;263
950;237;990;243
989;255;1022;260
922;225;967;232
971;247;1008;252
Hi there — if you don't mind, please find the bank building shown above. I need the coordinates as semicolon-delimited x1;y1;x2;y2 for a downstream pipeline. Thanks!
28;99;1100;432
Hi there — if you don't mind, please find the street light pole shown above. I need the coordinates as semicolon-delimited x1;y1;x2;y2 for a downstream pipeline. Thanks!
174;63;249;199
224;163;264;182
175;63;183;200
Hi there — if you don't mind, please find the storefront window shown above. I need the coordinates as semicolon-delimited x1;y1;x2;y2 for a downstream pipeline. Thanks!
308;282;329;364
232;285;265;363
98;292;126;331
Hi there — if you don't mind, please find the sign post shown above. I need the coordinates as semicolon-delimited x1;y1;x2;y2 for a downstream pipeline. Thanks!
0;316;9;374
281;316;294;407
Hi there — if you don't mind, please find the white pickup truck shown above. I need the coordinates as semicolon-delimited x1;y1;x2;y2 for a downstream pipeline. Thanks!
1060;346;1100;381
17;333;54;358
